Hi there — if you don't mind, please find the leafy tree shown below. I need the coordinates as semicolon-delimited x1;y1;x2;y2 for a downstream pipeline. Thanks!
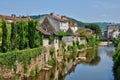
85;24;101;35
1;20;8;52
113;42;120;80
28;20;41;48
77;29;92;41
10;22;17;50
28;20;35;48
112;38;120;47
16;21;28;50
87;36;98;47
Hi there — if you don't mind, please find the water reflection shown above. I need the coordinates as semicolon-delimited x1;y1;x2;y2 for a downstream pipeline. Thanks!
28;46;114;80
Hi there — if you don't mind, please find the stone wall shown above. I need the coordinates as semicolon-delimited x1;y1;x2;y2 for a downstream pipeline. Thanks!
0;46;51;79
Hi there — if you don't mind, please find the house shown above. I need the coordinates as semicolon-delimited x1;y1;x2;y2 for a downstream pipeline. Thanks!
109;30;119;38
36;16;58;46
0;14;30;23
36;17;59;58
39;13;69;32
68;20;78;33
107;23;119;39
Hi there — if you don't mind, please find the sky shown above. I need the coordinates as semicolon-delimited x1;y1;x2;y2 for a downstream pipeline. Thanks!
0;0;120;23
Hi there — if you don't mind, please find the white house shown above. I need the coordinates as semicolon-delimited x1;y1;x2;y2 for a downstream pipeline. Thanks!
107;23;119;39
111;30;120;38
39;13;69;32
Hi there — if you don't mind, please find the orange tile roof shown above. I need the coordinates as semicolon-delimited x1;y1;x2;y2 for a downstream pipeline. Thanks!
51;14;68;22
0;14;31;22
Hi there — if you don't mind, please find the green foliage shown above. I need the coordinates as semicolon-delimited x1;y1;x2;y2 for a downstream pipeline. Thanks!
30;65;39;77
47;58;56;66
72;44;78;53
10;22;17;50
61;41;66;49
77;29;92;41
76;40;79;47
85;24;101;35
113;42;120;80
87;36;98;47
58;31;68;37
78;44;85;49
49;35;54;44
67;45;72;52
0;47;42;73
1;20;8;52
39;33;43;46
0;28;2;45
14;21;28;50
50;46;55;57
112;38;120;47
28;20;41;48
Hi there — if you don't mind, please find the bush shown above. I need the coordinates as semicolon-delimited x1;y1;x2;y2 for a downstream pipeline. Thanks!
47;58;56;66
113;42;120;80
0;47;42;73
78;44;85;49
67;45;72;52
50;47;55;57
72;45;78;53
30;65;39;77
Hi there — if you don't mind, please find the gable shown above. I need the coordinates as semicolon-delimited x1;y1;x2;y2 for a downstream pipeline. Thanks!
41;16;57;35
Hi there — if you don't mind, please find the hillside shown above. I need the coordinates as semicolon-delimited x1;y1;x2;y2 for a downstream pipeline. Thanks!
30;15;86;27
30;14;120;30
93;22;120;30
92;22;108;30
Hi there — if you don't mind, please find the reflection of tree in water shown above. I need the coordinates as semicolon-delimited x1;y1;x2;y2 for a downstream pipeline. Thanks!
106;51;114;58
80;47;101;66
89;55;101;65
28;48;101;80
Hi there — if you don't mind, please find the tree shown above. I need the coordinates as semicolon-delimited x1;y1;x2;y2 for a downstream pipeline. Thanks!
28;20;34;48
10;22;17;50
28;20;41;48
18;21;28;50
77;29;92;41
85;24;101;35
1;20;8;52
113;42;120;80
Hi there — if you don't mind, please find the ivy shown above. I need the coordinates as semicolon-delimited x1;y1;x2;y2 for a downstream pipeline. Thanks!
0;47;42;73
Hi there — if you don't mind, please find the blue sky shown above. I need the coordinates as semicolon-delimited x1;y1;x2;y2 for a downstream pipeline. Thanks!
0;0;120;23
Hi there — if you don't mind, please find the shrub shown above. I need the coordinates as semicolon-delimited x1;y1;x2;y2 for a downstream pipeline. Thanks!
0;47;42;73
47;58;56;66
50;47;55;57
67;45;72;52
30;65;39;77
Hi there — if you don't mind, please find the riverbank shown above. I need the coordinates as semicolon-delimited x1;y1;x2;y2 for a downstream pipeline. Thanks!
0;45;97;80
27;46;114;80
99;41;112;46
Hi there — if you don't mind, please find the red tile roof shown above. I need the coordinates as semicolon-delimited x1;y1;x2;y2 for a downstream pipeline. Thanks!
50;13;68;22
36;27;51;36
0;14;31;22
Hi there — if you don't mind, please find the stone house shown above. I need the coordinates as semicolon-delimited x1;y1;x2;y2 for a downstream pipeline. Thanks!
68;20;78;33
39;13;69;32
36;17;59;58
107;23;119;39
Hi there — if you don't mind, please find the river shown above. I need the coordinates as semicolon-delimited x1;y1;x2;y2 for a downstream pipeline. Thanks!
28;46;115;80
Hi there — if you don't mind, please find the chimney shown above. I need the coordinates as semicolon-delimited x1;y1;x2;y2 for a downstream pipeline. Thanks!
50;13;54;16
11;14;16;18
